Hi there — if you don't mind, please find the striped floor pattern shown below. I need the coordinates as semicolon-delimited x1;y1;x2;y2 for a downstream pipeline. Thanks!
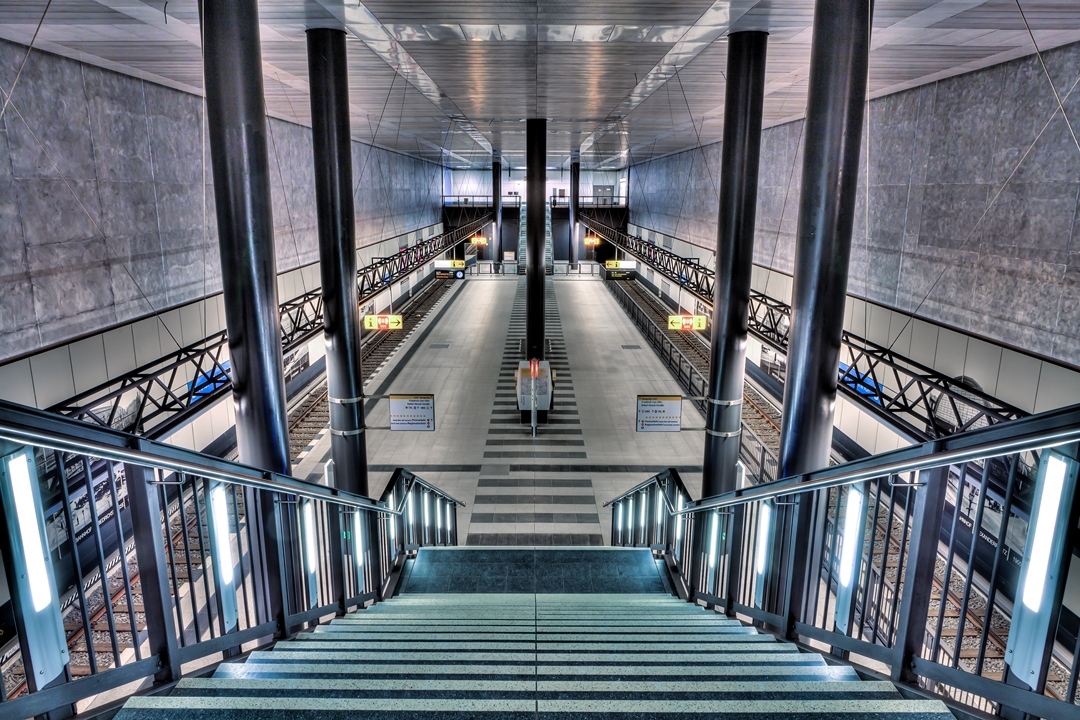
469;278;603;547
117;550;954;719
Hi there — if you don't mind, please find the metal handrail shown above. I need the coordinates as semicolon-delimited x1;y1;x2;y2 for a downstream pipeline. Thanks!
604;475;678;510
668;402;1080;517
393;472;466;511
0;399;394;515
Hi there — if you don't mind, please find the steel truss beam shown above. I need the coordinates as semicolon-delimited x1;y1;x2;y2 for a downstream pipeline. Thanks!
580;215;1027;441
49;216;491;438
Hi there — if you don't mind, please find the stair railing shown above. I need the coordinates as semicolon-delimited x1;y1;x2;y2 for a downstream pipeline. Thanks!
0;398;459;717
606;402;1080;719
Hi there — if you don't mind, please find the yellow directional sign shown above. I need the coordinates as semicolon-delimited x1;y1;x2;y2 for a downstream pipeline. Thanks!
450;259;465;269
364;314;403;330
584;235;601;246
668;315;707;331
605;260;635;269
471;236;488;246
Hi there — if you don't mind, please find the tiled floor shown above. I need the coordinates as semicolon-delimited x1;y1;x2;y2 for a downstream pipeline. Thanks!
292;275;707;547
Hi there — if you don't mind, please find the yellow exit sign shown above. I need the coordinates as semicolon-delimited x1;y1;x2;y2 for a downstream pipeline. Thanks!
364;315;402;330
668;315;707;331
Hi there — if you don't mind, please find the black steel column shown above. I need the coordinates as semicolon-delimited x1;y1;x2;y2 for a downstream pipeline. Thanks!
492;154;503;265
203;0;290;475
306;29;369;496
526;119;546;360
701;31;768;499
778;0;870;477
569;151;580;267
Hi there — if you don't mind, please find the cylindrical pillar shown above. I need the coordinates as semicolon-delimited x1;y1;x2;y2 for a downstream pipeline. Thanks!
202;0;290;475
701;31;769;499
569;152;580;267
778;0;870;478
306;28;369;496
492;155;503;266
526;119;546;360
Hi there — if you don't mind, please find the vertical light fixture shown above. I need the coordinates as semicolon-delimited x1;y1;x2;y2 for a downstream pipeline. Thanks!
0;449;68;688
301;499;319;608
1006;447;1079;687
639;492;647;544
627;497;634;545
388;489;396;544
708;509;720;569
207;482;239;632
754;501;773;608
353;510;364;569
834;484;866;634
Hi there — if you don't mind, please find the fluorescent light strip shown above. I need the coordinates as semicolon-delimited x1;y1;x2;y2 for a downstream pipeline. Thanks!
354;511;364;568
839;487;864;589
755;503;771;576
303;500;318;576
9;453;51;612
210;485;234;586
708;511;719;569
1023;455;1068;612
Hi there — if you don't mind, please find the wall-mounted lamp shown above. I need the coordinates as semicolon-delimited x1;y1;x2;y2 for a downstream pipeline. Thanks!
207;483;238;632
834;484;866;635
301;499;319;609
1006;446;1079;688
0;449;68;689
754;501;774;608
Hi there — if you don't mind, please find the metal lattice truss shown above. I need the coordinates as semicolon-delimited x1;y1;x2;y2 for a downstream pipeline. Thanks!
50;215;491;438
581;215;1028;441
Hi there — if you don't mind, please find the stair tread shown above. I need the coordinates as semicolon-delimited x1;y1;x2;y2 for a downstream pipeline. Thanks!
115;551;954;719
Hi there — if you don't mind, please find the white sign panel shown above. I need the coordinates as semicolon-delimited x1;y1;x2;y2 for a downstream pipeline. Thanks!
636;395;682;432
389;394;435;431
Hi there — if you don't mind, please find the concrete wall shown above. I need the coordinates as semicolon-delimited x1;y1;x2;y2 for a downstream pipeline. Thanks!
0;38;442;364
629;40;1080;370
449;169;625;199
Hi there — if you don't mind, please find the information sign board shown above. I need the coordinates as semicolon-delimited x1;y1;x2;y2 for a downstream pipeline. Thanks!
636;395;682;432
389;394;435;431
605;260;637;270
364;315;402;330
667;315;707;331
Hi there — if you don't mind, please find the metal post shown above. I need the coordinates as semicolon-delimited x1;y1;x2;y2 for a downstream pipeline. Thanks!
306;28;369;496
778;0;871;478
892;467;948;684
775;0;871;636
526;119;546;360
202;0;291;476
125;459;181;683
492;154;503;268
702;31;768;499
569;151;580;268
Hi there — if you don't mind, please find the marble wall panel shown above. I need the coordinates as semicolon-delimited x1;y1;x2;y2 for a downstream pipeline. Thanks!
629;39;1080;368
0;38;441;363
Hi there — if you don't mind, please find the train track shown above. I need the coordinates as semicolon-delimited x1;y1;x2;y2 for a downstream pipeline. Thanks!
286;278;457;458
615;279;783;455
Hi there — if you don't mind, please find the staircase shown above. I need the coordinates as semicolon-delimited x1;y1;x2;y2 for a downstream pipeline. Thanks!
116;548;954;719
516;201;554;275
518;201;527;274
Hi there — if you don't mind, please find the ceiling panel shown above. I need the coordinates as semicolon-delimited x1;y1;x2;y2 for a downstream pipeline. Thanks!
0;0;1076;170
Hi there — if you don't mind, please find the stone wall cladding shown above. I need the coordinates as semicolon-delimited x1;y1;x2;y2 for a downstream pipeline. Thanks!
0;38;442;361
629;41;1080;368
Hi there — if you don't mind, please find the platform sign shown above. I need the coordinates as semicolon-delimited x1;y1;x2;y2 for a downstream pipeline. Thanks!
668;315;707;331
470;236;488;246
605;260;636;270
636;396;682;432
389;394;435;431
434;259;465;270
364;314;402;330
584;235;601;246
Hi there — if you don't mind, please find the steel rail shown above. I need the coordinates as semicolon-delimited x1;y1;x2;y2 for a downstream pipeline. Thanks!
667;403;1080;517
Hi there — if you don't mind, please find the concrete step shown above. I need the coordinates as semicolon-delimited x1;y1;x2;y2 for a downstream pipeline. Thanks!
115;564;954;720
